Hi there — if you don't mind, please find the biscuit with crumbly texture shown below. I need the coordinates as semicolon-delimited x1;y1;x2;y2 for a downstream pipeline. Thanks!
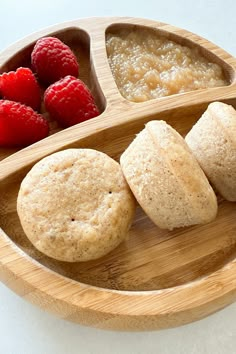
17;148;136;262
185;102;236;201
120;120;217;230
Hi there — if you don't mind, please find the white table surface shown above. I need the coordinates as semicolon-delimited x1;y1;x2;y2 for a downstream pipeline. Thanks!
0;1;236;353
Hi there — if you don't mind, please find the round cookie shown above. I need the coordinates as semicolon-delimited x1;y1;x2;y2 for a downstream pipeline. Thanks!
17;148;136;262
185;102;236;201
120;120;217;230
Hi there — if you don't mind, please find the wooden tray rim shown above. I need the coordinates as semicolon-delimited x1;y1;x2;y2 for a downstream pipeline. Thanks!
0;16;236;330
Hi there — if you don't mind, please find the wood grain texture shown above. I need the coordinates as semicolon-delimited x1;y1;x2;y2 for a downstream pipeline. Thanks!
0;17;236;330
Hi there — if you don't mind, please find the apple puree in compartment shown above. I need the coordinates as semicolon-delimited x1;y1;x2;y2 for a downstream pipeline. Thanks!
106;28;228;102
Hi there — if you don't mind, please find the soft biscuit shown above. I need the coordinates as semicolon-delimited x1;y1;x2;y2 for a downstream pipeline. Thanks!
185;102;236;201
17;148;136;262
120;120;217;230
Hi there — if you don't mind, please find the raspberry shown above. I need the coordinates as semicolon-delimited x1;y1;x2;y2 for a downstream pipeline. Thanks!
31;37;79;85
0;67;41;111
44;76;99;127
0;100;49;147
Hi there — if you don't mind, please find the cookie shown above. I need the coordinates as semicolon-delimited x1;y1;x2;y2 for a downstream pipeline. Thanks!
185;102;236;201
17;148;136;262
120;120;217;230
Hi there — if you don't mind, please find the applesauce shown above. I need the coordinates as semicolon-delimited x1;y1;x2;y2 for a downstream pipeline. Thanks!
106;29;228;102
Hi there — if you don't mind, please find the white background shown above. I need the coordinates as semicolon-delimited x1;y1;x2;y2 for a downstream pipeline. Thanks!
0;1;236;353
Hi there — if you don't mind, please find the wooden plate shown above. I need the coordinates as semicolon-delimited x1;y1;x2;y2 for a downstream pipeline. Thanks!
0;17;236;331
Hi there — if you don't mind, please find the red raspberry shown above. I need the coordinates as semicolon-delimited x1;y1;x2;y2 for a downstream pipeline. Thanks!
0;67;41;111
0;100;49;147
44;76;99;127
31;37;79;85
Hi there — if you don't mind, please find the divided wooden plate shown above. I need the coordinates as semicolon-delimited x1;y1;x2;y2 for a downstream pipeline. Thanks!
0;17;236;331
